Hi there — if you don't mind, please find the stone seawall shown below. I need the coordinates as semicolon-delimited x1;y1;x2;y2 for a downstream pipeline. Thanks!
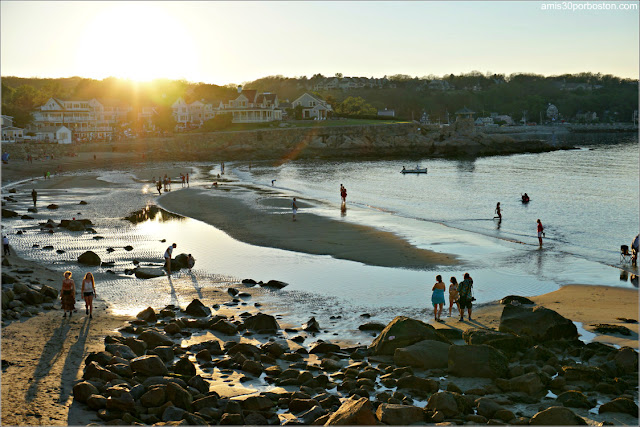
2;122;572;163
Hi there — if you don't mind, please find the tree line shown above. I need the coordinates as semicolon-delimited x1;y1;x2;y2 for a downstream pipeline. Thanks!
2;72;637;129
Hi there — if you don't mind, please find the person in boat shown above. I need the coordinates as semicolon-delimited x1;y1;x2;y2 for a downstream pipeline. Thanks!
402;166;406;171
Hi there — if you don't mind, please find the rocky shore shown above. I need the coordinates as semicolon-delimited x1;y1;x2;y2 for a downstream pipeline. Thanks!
68;296;639;425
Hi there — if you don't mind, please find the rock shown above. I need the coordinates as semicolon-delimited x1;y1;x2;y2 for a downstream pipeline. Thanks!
164;323;182;335
476;398;503;419
87;394;107;410
79;201;88;205
83;361;120;382
303;316;320;332
261;341;286;357
613;347;638;374
591;323;632;335
599;397;638;416
173;357;196;377
21;215;34;220
1;209;18;217
134;268;165;279
243;313;280;333
138;330;173;348
140;387;166;407
358;322;386;331
63;220;86;231
299;405;327;424
325;396;376;425
78;250;101;266
499;295;534;305
210;319;238;335
185;299;211;317
130;355;169;376
106;392;135;412
369;316;450;356
3;274;18;285
556;391;594;409
375;403;424;425
242;360;264;376
162;405;187;422
499;305;578;341
227;287;239;296
242;278;257;285
260;279;288;289
498;372;545;395
562;366;604;383
105;343;137;360
149;346;174;363
219;413;244;424
136;306;158;322
73;381;100;403
166;382;193;411
394;339;450;369
47;204;59;210
173;253;189;269
309;341;340;354
396;375;439;393
22;290;44;305
124;245;133;251
192;394;219;411
123;337;147;356
448;344;508;378
239;395;273;411
187;375;210;394
426;392;461;418
529;406;587;425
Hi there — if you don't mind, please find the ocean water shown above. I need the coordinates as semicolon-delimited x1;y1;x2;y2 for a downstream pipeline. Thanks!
2;132;638;332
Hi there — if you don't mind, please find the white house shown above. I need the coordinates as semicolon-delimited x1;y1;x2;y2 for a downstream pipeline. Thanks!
171;98;217;129
35;126;72;144
1;115;24;142
217;87;282;123
291;93;332;120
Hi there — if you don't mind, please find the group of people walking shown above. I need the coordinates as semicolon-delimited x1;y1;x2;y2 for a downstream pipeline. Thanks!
60;271;96;319
431;272;474;322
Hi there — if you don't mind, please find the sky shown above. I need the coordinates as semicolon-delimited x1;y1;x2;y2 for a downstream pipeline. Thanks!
1;1;638;85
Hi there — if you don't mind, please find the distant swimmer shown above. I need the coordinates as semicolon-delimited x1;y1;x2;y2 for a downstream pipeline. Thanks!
271;180;276;186
521;193;530;203
494;202;501;220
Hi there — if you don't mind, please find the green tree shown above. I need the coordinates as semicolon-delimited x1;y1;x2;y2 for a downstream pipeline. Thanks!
152;105;176;132
201;113;233;131
336;96;377;116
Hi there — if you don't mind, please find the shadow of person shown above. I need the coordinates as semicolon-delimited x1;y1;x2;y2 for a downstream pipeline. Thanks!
189;273;204;300
168;275;179;306
25;317;71;402
57;317;91;404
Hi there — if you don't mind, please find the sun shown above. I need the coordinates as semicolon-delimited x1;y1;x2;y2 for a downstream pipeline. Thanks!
76;3;199;82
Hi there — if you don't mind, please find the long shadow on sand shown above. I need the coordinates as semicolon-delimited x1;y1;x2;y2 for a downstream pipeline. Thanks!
25;317;71;402
57;316;91;404
189;272;204;300
168;276;179;306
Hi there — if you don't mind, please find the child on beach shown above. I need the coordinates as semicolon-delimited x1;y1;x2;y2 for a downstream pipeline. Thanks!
61;271;76;318
431;275;446;322
448;276;460;318
81;272;96;318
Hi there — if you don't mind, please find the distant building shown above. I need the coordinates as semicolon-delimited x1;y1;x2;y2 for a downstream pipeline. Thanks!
172;98;216;129
377;108;395;118
475;117;494;126
493;115;515;125
575;111;598;122
546;103;559;121
455;107;475;120
291;93;332;120
428;80;453;91
35;125;72;144
1;115;24;142
217;86;282;123
420;112;430;124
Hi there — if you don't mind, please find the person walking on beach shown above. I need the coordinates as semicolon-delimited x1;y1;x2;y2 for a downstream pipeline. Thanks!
432;275;446;322
3;235;10;256
31;189;37;207
186;173;189;187
61;271;76;318
494;202;501;221
292;197;298;222
537;219;545;247
164;243;177;275
448;276;461;318
458;272;474;321
156;180;162;195
340;184;347;204
180;173;185;188
81;272;96;318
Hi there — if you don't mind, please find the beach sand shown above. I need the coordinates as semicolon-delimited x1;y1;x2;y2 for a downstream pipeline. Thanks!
159;187;458;269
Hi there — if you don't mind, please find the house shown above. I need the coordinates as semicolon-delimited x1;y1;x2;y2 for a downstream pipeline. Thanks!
137;106;158;132
291;93;332;120
575;111;598;122
428;80;452;91
32;97;131;141
35;126;72;144
1;115;24;142
171;98;217;129
217;87;282;123
455;107;475;120
475;117;494;126
377;108;395;118
493;115;515;125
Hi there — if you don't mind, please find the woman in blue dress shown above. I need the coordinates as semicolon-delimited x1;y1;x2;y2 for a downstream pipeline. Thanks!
432;275;446;322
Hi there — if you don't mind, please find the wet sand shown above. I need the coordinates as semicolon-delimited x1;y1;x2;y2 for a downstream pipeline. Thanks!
159;187;459;269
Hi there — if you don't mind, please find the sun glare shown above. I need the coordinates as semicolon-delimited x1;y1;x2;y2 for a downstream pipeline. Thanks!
76;3;199;82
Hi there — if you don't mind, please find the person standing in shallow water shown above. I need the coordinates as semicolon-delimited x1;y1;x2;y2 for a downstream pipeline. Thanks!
292;198;298;221
431;275;446;322
81;272;96;318
537;219;545;247
31;189;37;207
164;243;177;275
61;271;76;318
495;202;501;221
448;276;460;318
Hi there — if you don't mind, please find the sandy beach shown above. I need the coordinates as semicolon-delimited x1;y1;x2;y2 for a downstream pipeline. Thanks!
2;161;638;425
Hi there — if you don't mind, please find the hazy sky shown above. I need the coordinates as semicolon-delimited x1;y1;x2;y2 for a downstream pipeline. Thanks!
1;1;638;85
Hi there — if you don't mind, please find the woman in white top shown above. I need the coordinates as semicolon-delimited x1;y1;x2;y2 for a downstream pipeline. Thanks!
81;272;96;318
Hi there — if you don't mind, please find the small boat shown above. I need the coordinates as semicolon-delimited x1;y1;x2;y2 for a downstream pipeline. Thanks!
401;167;428;174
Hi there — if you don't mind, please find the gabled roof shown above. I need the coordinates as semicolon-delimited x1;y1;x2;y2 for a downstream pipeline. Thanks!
256;93;277;104
456;107;475;114
239;90;257;103
35;125;71;133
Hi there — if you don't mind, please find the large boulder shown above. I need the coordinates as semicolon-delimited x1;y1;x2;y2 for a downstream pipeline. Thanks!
496;372;545;395
105;343;137;360
140;387;166;408
369;316;451;356
130;355;169;377
173;253;190;269
499;305;578;341
166;382;193;411
243;313;280;333
448;344;508;378
613;347;638;374
325;396;376;425
260;279;288;289
78;251;101;266
394;339;450;369
39;284;58;299
529;406;587;425
73;381;100;403
375;403;424;425
136;307;157;323
173;357;196;377
138;330;173;349
598;397;638;416
185;299;211;317
1;208;18;218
